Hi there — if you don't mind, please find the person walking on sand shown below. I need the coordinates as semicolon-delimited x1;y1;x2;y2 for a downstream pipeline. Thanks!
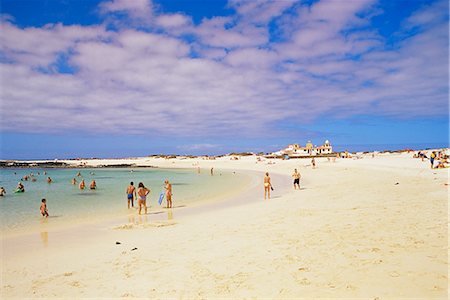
137;182;150;215
126;182;136;209
430;151;436;169
40;198;49;218
292;169;301;190
311;157;316;169
264;172;272;199
164;179;173;208
79;179;85;190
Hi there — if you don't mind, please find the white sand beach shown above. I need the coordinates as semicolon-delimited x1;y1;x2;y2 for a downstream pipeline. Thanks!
1;152;448;299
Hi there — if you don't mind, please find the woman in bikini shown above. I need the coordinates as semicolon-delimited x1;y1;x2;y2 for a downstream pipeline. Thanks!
137;182;150;215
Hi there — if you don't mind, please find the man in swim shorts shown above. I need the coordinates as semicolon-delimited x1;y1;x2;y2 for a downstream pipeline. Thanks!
90;180;97;190
126;182;136;209
292;169;301;190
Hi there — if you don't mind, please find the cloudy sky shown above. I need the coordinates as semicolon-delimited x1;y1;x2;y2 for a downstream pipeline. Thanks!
1;0;448;159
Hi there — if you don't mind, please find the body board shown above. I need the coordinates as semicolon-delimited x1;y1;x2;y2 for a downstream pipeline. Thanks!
158;192;164;205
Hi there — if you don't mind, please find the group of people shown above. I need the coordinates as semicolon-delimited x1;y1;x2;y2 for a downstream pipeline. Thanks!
126;180;173;215
73;178;96;190
415;150;449;169
72;172;97;190
263;168;302;199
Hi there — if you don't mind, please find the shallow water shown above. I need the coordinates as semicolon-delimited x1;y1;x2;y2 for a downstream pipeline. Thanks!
0;168;248;233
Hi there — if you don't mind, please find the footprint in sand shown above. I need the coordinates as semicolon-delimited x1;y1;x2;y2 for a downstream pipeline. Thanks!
389;271;400;277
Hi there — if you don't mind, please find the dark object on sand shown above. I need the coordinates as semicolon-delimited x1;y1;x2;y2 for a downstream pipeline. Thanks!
116;241;121;245
131;247;138;251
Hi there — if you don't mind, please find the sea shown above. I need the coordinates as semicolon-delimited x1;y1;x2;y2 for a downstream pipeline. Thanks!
0;167;248;234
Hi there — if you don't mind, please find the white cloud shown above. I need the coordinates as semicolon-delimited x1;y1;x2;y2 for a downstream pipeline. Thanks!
0;0;447;139
99;0;153;19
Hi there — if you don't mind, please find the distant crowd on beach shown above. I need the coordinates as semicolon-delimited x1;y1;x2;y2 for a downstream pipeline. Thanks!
414;150;449;169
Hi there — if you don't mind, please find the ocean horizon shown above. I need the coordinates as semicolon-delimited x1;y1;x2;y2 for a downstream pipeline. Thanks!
0;142;448;161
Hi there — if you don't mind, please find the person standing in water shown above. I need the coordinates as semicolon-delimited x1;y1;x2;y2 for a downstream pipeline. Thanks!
40;198;49;218
264;172;271;200
164;180;172;208
0;187;5;196
126;182;136;209
292;169;301;190
89;180;97;190
71;178;77;185
137;182;150;215
16;182;25;192
79;179;85;190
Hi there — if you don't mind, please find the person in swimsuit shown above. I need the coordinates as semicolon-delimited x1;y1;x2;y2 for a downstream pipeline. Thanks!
40;198;49;218
311;158;316;169
16;182;25;192
164;179;172;208
71;178;77;185
126;182;136;209
264;172;271;200
0;187;5;196
292;169;301;190
137;182;150;215
90;180;97;190
47;177;53;183
79;179;85;190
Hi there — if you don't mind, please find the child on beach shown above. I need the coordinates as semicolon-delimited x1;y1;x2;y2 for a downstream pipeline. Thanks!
40;199;49;218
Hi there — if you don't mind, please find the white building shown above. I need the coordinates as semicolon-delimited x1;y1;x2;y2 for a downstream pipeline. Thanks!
273;140;333;157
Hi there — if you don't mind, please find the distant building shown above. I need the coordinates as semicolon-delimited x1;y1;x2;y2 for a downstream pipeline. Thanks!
272;140;333;157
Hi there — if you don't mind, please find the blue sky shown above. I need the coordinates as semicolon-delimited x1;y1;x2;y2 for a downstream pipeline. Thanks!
1;0;448;159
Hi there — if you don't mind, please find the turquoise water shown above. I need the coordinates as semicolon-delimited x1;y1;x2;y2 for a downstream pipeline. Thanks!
0;168;247;233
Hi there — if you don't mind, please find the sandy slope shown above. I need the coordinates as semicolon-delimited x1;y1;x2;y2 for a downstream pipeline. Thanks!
1;153;448;299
